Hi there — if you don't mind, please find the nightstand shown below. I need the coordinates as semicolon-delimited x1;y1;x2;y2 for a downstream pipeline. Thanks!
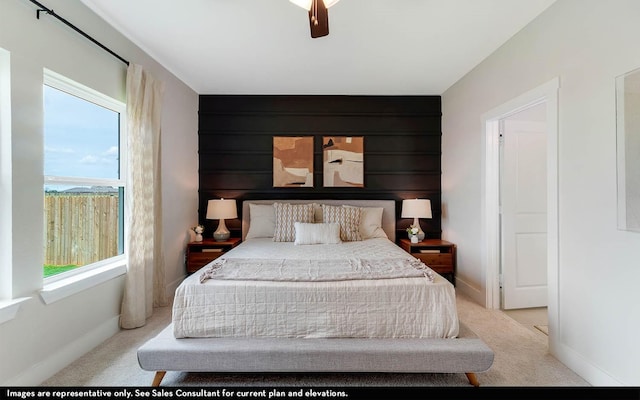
399;238;456;285
185;237;241;274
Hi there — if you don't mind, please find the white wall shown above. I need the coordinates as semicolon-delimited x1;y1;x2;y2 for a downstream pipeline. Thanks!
0;0;198;384
442;0;640;385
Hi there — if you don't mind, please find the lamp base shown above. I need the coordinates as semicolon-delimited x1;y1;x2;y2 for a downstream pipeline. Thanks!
413;217;425;242
213;232;230;242
213;219;230;242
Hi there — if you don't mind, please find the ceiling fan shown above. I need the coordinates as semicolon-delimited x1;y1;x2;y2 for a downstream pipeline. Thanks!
290;0;341;38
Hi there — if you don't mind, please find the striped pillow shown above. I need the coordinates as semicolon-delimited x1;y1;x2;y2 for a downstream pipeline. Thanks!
273;203;315;242
321;204;362;242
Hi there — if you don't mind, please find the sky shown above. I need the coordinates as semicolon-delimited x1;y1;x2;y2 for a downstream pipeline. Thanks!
43;85;120;183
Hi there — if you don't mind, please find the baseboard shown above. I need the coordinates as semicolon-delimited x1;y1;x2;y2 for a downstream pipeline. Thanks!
3;315;120;386
552;339;623;386
453;276;487;307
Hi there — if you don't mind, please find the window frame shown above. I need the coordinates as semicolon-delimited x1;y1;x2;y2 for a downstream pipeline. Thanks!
0;48;33;321
0;47;12;303
42;69;127;284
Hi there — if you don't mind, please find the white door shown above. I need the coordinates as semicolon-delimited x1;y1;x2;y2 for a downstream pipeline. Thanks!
501;106;548;310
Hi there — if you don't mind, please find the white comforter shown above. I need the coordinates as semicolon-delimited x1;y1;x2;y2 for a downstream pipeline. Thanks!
172;238;459;339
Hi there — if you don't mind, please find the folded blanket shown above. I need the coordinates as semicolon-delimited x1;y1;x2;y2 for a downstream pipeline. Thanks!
199;257;435;283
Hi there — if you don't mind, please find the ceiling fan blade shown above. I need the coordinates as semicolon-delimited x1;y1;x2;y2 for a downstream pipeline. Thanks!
308;0;329;38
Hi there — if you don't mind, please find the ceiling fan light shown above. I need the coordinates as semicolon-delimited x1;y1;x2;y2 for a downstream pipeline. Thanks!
289;0;340;11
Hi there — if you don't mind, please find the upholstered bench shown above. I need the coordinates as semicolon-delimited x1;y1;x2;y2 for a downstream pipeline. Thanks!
137;322;494;387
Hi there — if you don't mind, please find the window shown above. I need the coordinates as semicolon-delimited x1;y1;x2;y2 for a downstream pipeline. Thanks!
43;70;126;281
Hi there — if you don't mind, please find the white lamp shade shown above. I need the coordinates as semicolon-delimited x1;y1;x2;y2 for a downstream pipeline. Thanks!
401;199;432;219
206;198;238;220
290;0;340;11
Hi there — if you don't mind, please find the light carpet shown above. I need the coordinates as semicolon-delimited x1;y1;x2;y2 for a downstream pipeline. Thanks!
41;292;589;387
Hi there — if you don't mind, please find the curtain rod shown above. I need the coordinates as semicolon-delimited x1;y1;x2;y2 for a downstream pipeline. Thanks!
28;0;130;66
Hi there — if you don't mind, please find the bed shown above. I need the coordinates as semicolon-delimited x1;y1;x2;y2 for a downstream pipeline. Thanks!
137;200;494;386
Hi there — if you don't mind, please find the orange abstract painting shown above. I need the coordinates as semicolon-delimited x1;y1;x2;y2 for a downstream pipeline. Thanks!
273;136;314;187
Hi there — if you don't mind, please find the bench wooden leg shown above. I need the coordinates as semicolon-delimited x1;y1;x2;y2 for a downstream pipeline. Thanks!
465;372;480;387
151;371;167;387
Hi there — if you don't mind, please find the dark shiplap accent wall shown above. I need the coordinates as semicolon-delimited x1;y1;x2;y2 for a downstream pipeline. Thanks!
198;95;442;241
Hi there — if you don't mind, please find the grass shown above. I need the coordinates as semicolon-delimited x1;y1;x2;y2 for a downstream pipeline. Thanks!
44;264;79;278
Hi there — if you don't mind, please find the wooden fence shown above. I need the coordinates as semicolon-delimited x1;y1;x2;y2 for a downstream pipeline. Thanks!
44;193;120;266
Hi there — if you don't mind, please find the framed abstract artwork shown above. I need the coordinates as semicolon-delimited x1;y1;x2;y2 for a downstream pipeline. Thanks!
616;67;640;232
322;136;364;187
273;136;314;187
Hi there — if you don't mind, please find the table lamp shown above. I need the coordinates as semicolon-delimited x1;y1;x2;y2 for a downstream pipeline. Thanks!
401;199;432;241
206;198;238;241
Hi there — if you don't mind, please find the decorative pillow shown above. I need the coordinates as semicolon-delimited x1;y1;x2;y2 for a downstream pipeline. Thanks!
245;203;276;239
321;204;362;242
312;203;323;222
273;202;315;242
294;222;341;245
343;205;388;239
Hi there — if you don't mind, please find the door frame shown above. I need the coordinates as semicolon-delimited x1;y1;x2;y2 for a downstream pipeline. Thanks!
481;78;559;327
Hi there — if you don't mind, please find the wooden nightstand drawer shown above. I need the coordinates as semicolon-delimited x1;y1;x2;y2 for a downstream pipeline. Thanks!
425;264;453;275
187;252;223;271
415;253;452;265
185;238;241;274
399;238;456;285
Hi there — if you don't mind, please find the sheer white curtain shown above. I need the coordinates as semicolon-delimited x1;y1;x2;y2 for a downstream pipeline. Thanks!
120;63;168;329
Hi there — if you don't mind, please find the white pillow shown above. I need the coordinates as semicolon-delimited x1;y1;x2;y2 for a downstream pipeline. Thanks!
343;205;388;239
245;204;275;239
294;222;342;245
